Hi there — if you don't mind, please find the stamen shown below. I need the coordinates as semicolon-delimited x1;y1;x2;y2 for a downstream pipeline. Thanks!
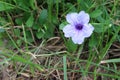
75;24;83;30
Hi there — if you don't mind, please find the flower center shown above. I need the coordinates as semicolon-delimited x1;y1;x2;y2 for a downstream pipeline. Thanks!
75;24;83;30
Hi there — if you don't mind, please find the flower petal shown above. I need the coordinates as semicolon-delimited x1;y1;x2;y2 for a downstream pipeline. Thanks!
71;31;85;44
63;24;76;37
78;11;90;24
82;24;94;37
66;13;79;25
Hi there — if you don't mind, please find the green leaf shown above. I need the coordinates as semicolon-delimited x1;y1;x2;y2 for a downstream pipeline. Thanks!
44;23;55;38
26;14;34;27
36;30;44;39
59;21;68;30
0;1;15;11
29;0;36;10
66;3;77;12
14;29;20;37
65;39;78;52
52;15;59;25
89;34;97;48
90;9;103;18
33;23;40;30
16;39;22;47
26;30;34;42
92;23;106;33
15;18;23;25
39;9;48;24
15;0;30;11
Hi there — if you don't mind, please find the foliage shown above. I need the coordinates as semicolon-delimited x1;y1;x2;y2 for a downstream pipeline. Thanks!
0;0;120;79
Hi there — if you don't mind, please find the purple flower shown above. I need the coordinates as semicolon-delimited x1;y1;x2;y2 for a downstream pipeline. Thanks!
63;11;94;44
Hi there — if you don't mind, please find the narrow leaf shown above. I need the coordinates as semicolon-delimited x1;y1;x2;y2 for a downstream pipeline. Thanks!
0;1;15;11
90;9;102;18
26;14;34;27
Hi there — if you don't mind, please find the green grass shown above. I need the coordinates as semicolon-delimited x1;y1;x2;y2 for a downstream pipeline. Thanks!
0;0;120;79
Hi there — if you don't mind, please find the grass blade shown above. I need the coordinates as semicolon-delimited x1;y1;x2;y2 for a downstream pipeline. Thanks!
63;55;68;80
